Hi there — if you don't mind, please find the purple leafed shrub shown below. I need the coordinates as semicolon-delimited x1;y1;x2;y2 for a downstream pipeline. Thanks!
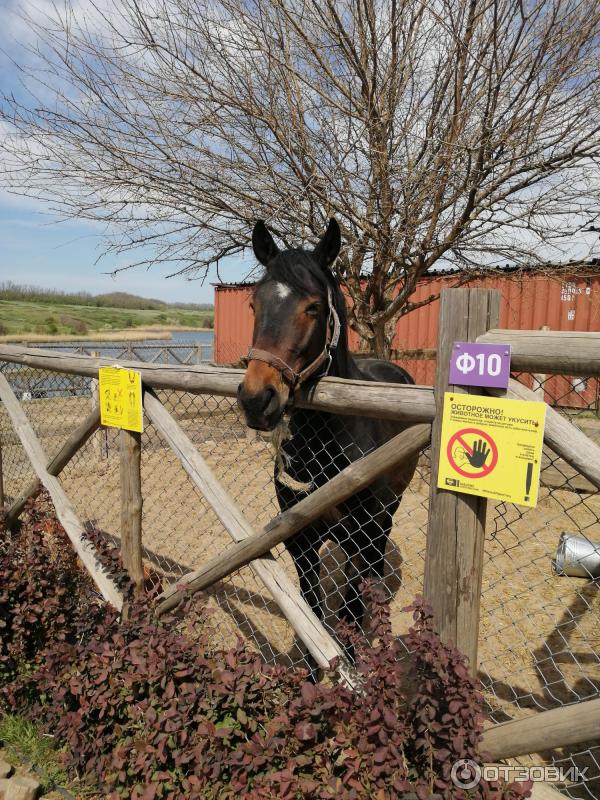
0;494;531;800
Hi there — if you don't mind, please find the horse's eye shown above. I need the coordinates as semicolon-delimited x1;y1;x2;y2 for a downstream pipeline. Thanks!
305;303;320;316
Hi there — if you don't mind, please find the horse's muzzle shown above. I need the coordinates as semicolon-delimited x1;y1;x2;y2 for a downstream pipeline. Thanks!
237;382;284;431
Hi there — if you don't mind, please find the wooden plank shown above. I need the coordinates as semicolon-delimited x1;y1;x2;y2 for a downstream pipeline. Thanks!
481;697;600;760
0;373;124;609
6;405;101;528
530;783;571;800
424;288;500;673
143;391;357;685
479;329;600;376
0;344;436;422
120;428;144;589
155;422;432;616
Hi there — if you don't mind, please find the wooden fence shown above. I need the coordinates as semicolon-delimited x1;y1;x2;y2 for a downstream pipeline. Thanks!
1;288;599;787
20;341;214;365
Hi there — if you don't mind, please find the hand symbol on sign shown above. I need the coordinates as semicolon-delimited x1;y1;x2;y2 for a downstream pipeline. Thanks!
466;439;490;468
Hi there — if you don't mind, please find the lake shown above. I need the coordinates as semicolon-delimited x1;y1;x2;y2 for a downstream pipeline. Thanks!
5;330;215;399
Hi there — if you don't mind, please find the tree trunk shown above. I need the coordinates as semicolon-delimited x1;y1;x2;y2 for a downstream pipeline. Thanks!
371;316;397;360
350;312;394;360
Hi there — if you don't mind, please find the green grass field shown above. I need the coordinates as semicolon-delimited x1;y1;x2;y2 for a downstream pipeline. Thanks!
0;299;214;338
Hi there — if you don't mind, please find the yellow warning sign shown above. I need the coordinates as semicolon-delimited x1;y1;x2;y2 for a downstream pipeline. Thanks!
99;367;143;433
437;392;546;507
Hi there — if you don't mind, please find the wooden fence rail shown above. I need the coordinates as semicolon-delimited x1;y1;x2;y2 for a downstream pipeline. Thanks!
0;344;436;423
478;329;600;376
481;697;600;760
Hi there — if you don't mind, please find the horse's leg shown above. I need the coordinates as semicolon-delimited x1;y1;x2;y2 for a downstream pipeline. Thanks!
369;503;399;586
338;523;384;629
285;528;323;619
336;505;395;662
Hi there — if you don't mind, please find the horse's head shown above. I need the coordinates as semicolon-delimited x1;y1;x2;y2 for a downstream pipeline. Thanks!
237;218;342;431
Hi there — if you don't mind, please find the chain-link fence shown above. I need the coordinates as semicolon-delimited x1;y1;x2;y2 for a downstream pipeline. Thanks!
0;357;598;798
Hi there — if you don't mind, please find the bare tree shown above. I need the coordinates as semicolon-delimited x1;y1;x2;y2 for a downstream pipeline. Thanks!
2;0;600;356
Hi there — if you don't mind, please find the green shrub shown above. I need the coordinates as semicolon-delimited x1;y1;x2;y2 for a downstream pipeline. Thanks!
44;316;58;334
0;497;530;800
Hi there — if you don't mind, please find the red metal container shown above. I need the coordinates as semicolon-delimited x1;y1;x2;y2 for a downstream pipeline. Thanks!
214;284;254;365
213;271;600;406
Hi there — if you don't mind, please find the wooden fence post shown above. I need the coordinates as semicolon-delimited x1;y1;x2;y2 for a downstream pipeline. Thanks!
120;428;144;589
424;288;500;673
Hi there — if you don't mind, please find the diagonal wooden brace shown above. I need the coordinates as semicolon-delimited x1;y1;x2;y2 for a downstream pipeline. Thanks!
0;374;124;610
6;405;101;528
143;390;358;685
497;379;600;492
154;418;431;617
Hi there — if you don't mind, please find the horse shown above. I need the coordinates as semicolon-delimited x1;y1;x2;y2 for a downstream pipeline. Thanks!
237;218;418;666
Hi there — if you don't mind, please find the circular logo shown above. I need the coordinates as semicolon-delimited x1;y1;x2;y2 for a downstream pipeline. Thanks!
447;427;498;479
451;759;482;789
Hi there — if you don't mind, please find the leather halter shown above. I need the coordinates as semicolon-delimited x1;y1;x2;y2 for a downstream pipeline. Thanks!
241;285;341;391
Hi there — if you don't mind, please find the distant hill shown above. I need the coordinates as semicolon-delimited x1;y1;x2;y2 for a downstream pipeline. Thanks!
0;282;213;312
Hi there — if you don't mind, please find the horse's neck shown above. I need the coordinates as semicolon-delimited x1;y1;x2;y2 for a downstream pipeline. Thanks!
288;347;361;443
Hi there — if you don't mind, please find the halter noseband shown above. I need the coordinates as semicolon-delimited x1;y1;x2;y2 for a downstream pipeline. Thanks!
241;285;341;391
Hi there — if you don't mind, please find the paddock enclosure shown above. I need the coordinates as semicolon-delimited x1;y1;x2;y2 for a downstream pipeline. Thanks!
0;288;599;798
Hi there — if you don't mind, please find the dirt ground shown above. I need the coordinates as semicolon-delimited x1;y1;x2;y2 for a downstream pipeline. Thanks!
1;394;599;785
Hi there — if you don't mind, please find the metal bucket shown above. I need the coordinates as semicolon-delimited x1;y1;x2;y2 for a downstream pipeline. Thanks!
554;533;600;579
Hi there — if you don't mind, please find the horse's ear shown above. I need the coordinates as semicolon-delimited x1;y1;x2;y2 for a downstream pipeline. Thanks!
252;220;280;266
312;218;341;268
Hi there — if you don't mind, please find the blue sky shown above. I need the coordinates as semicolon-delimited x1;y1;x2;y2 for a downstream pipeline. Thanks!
2;2;599;304
0;195;248;303
0;1;248;305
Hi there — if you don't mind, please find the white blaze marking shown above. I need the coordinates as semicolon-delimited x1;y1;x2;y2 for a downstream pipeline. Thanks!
274;282;291;300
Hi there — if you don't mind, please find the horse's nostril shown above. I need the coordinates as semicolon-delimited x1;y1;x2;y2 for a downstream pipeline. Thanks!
237;383;279;422
263;385;279;416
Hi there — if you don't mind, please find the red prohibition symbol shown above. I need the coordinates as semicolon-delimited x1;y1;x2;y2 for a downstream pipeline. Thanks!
447;427;498;479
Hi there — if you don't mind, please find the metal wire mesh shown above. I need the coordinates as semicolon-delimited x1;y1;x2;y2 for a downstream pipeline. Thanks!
477;372;600;800
0;356;598;798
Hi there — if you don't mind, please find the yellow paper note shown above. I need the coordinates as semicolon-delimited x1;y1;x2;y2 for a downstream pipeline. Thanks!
99;367;143;433
437;392;545;507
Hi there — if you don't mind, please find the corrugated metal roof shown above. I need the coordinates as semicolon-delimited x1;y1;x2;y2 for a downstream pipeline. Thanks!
213;259;600;290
